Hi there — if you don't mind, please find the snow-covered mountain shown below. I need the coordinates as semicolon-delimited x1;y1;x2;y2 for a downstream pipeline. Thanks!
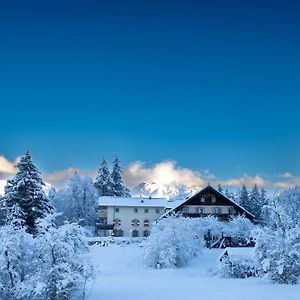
131;182;201;200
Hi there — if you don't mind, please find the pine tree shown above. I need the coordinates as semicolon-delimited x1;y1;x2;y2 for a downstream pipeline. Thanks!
3;151;53;234
217;184;223;193
260;188;267;208
94;159;114;196
238;185;250;212
53;174;98;228
249;184;261;218
111;157;131;197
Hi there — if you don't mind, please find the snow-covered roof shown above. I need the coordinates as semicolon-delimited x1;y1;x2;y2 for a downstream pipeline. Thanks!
219;247;255;261
99;196;169;208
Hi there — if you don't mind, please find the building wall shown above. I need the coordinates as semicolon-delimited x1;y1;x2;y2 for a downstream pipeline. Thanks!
101;205;165;237
183;205;236;215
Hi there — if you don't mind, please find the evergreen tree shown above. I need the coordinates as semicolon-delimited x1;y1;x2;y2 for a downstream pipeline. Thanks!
260;188;268;208
53;174;98;228
249;184;261;218
3;151;53;234
225;189;236;201
217;184;223;193
238;185;250;212
94;159;114;196
111;158;131;197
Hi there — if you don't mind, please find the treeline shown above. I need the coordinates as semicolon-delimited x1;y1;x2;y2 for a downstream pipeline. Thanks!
218;184;267;222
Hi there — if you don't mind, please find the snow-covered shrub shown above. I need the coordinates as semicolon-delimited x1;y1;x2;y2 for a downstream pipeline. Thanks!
254;226;300;284
144;216;203;268
218;256;258;279
224;216;255;246
0;215;94;299
34;218;95;300
0;223;36;299
192;216;222;247
254;186;300;284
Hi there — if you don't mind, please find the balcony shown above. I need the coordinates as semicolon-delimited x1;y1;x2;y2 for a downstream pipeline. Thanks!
182;212;232;221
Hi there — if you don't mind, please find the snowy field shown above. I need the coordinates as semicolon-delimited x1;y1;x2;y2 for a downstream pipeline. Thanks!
88;242;300;300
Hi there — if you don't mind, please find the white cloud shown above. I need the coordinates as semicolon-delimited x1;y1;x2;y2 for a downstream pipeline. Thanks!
0;155;18;179
218;175;267;188
44;167;81;188
123;160;207;189
273;176;300;189
277;172;293;179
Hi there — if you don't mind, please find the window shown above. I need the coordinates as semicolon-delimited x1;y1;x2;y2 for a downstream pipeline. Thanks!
113;229;124;237
200;197;205;203
144;219;149;227
198;208;204;214
144;230;150;237
131;219;140;227
217;208;222;214
182;207;188;214
132;230;139;237
113;218;121;226
212;208;217;214
115;207;119;213
144;208;149;213
212;197;216;203
134;208;138;213
155;208;160;214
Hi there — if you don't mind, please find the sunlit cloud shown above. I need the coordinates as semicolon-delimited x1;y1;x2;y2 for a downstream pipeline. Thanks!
0;155;18;179
218;175;267;189
44;167;82;188
123;160;206;189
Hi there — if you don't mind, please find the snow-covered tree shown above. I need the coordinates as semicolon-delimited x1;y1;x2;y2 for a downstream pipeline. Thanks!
255;226;300;284
237;185;250;212
0;212;94;299
144;216;203;268
224;216;255;245
0;208;37;299
2;152;53;234
53;174;98;228
249;184;261;218
225;189;236;201
111;158;130;197
217;184;223;193
35;217;94;300
254;186;300;283
94;159;114;196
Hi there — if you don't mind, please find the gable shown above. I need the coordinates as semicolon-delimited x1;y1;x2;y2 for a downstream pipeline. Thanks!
174;185;255;220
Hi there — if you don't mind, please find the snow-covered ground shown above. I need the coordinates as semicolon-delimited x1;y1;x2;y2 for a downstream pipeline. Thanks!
88;242;300;300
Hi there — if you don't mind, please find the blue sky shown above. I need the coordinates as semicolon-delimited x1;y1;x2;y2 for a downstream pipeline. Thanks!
0;0;300;188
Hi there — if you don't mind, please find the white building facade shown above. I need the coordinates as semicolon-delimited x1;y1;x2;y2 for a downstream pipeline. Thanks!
98;197;171;237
